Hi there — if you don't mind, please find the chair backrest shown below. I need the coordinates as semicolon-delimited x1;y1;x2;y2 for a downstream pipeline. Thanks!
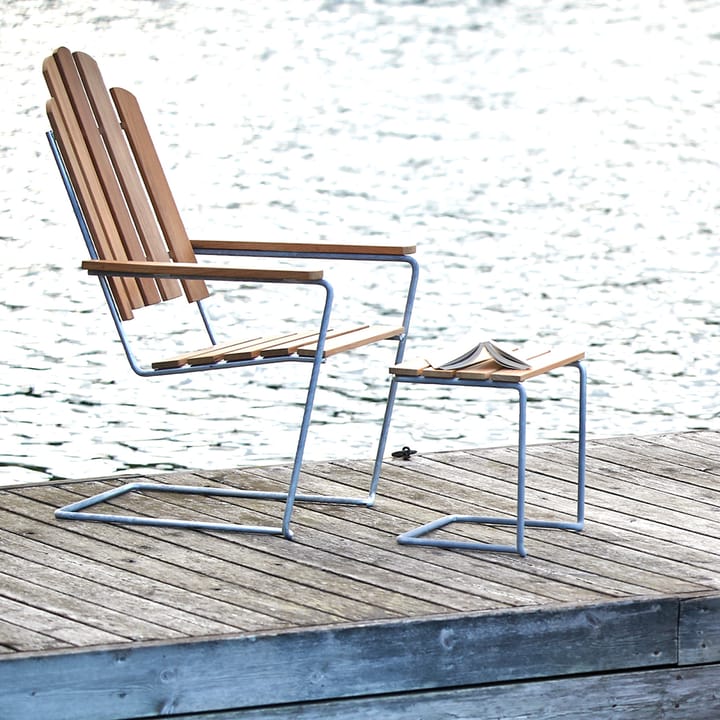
44;47;209;321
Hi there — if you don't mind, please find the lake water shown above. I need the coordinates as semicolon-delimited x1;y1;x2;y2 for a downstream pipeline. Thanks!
3;0;720;485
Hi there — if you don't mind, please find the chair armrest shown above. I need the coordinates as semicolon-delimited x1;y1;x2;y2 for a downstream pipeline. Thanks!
81;259;323;282
191;239;416;256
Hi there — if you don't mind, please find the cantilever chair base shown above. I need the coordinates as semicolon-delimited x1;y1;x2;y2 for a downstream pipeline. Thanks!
372;359;587;557
54;482;375;539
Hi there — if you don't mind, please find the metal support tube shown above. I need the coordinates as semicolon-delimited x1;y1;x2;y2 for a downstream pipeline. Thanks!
385;362;586;556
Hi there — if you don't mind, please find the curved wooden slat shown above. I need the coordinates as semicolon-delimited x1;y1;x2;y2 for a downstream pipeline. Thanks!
73;52;182;302
44;54;141;320
52;47;164;307
111;86;210;304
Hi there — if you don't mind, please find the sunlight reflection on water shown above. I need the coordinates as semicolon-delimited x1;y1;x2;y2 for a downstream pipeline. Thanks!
3;0;720;483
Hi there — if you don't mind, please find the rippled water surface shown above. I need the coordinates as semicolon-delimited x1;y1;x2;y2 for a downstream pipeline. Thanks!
3;0;720;484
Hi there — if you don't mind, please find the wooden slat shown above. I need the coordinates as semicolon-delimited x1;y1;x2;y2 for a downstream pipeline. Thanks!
297;325;403;358
679;597;720;665
192;239;417;256
423;360;495;379
259;330;326;358
388;357;431;377
153;327;377;369
451;358;505;380
51;47;163;308
165;663;720;720
256;325;371;359
153;336;267;369
81;259;324;282
390;347;583;382
0;595;680;720
196;333;298;364
223;332;318;361
73;52;182;302
44;61;140;320
111;86;210;304
486;347;585;382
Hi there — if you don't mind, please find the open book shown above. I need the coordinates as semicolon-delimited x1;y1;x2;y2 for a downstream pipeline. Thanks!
430;340;531;371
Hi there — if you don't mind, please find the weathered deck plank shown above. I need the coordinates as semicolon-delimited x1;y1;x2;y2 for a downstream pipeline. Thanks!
1;430;720;719
0;598;681;720
165;661;720;720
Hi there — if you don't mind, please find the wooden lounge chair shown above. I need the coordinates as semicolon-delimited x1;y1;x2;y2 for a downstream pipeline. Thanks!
43;47;419;539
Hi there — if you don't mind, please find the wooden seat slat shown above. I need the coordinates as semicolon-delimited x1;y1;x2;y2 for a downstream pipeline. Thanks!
487;347;585;382
390;347;584;383
170;337;270;368
264;325;372;358
197;334;299;364
449;360;503;380
298;325;404;358
259;330;328;358
153;326;392;370
224;332;325;362
388;358;431;377
151;337;265;370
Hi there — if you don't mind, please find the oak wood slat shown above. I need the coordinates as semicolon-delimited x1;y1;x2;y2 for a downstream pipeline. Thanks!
74;51;183;302
80;259;323;282
187;333;299;366
44;63;142;319
389;347;585;381
298;325;404;358
151;336;268;370
111;85;210;303
478;347;585;382
52;47;169;306
192;239;417;256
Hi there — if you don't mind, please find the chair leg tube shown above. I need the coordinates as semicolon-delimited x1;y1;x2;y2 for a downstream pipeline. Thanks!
369;376;400;503
515;384;528;557
393;363;586;555
575;360;587;527
280;283;335;539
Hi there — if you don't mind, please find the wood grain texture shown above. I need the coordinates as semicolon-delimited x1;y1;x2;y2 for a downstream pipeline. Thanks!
191;239;417;256
81;259;324;282
2;430;720;719
167;662;720;720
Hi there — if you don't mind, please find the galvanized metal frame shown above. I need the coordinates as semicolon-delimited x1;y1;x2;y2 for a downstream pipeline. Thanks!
369;361;587;556
47;130;419;539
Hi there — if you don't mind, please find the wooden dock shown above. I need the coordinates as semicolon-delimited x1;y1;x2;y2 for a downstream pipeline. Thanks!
2;430;720;719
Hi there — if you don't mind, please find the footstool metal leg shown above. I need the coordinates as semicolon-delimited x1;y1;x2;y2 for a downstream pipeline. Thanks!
393;361;586;556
